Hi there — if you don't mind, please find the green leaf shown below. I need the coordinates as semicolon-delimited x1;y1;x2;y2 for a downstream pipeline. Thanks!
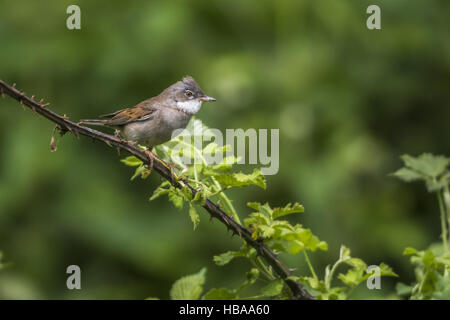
130;165;146;180
403;247;418;256
260;279;284;297
213;248;249;266
245;268;260;285
120;156;143;167
202;142;219;154
378;263;398;277
272;203;304;219
170;268;206;300
402;153;449;178
247;202;262;211
202;288;236;300
286;240;305;255
168;190;184;210
298;276;324;291
422;250;436;267
392;154;450;192
212;156;240;171
189;204;200;230
344;258;367;269
338;268;364;287
207;169;266;189
180;187;193;201
391;167;423;182
214;251;236;266
149;182;171;201
259;225;275;238
339;245;351;261
396;282;413;296
192;190;207;206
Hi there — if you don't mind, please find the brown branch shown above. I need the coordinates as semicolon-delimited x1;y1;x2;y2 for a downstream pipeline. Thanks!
0;79;313;300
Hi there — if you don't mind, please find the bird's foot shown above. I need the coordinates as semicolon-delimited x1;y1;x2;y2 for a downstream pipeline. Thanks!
144;148;155;173
144;148;180;184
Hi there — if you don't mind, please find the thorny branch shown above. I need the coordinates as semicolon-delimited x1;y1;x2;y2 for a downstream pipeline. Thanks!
0;79;314;300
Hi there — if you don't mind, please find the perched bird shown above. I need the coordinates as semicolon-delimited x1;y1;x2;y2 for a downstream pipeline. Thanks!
80;76;216;148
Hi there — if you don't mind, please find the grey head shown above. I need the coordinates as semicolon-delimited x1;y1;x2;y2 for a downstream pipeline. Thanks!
161;76;216;114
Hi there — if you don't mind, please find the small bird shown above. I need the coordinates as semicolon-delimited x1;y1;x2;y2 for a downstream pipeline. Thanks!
80;76;216;149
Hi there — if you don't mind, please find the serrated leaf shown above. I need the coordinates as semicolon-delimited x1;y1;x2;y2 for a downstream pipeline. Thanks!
214;252;236;266
403;247;418;256
168;190;184;210
378;263;398;277
260;279;284;297
170;268;206;300
180;187;193;201
247;202;261;211
189;204;200;230
246;202;273;220
149;182;171;201
286;239;305;255
259;225;275;238
202;288;236;300
298;276;324;291
396;282;413;296
192;190;207;206
401;153;449;178
130;165;146;180
213;248;249;266
344;258;367;270
212;156;240;171
338;268;364;287
391;167;423;182
272;203;304;219
207;169;266;189
120;156;143;167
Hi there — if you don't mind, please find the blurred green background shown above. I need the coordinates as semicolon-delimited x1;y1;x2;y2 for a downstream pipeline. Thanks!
0;0;449;299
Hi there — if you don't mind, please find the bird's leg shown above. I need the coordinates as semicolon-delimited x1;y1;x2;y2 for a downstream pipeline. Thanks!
144;147;181;184
144;147;155;172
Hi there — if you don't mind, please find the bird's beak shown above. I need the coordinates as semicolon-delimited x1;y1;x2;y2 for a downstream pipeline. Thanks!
199;95;216;102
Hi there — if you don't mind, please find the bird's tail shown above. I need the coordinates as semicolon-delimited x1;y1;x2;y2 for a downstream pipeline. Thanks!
79;119;106;126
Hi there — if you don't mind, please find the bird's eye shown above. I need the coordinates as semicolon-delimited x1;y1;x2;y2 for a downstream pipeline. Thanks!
185;90;193;98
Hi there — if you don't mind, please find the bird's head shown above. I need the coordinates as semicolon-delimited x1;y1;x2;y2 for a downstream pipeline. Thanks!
166;76;216;114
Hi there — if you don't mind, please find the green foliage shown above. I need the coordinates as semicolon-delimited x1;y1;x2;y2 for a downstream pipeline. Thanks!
244;202;327;254
122;119;267;227
393;153;450;299
1;0;449;300
150;267;285;300
123;118;396;300
170;268;206;300
293;245;397;300
396;246;450;299
392;153;450;192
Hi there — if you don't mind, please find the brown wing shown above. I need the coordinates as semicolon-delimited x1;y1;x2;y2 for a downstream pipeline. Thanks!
103;105;158;126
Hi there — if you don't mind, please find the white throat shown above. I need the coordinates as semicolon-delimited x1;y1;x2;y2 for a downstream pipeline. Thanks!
176;99;202;114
